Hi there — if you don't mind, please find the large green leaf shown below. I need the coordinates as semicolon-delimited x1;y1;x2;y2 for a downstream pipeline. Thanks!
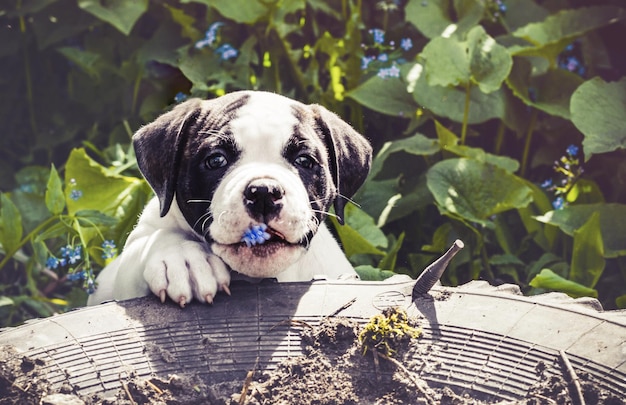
571;77;626;159
347;76;417;117
44;164;65;216
510;6;625;62
534;203;626;258
405;0;484;39
0;194;23;255
529;268;597;298
406;63;505;124
506;57;583;119
426;158;533;227
185;0;268;24
570;212;605;288
421;26;512;93
330;204;387;258
64;149;152;246
78;0;148;35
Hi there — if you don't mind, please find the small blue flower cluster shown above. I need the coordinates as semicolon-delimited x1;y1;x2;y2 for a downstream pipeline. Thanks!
241;224;271;247
540;144;583;210
101;239;118;260
487;0;507;21
361;28;413;80
47;245;82;269
195;22;239;61
68;178;82;201
557;42;586;77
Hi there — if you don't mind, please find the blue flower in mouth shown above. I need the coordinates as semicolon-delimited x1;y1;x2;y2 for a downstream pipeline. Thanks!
241;224;271;247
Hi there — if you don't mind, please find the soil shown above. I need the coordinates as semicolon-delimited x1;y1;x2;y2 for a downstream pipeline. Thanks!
1;314;624;405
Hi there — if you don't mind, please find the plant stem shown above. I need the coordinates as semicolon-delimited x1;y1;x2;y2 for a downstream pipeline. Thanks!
19;15;38;136
0;216;59;271
520;108;538;177
494;121;506;155
460;82;471;145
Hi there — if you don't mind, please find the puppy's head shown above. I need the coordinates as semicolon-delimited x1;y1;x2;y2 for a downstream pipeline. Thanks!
133;91;372;277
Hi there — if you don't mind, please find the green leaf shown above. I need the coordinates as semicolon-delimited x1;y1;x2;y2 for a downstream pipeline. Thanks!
510;6;625;62
75;210;118;227
186;0;268;24
570;212;605;288
0;193;23;255
347;76;417;117
405;0;484;39
78;0;148;35
529;268;597;298
420;26;512;93
56;47;101;78
506;57;583;119
370;133;440;178
426;158;533;226
178;51;223;92
534;203;626;258
0;296;14;308
378;233;405;271
354;265;397;281
330;204;387;258
45;164;65;216
421;36;470;87
406;63;505;124
435;121;519;172
466;26;513;93
571;77;626;159
64;148;152;246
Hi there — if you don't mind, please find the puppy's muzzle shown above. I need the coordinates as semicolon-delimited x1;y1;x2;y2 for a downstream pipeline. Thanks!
244;179;285;222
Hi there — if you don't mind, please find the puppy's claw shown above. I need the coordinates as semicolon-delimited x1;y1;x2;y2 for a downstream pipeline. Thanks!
205;294;214;305
159;290;166;303
178;296;186;308
221;284;231;296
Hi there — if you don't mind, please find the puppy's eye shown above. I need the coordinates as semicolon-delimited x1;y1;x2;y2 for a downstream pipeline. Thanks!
205;153;228;169
294;155;316;169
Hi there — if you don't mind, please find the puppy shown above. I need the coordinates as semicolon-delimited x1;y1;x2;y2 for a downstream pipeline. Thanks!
87;91;372;307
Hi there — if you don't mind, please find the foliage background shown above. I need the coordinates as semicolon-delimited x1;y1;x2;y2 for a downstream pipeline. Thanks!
1;0;625;326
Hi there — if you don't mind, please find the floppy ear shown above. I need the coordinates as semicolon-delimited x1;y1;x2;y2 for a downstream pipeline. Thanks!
133;99;202;217
310;105;373;225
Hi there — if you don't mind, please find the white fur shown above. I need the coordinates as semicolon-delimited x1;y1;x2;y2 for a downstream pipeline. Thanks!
88;93;357;306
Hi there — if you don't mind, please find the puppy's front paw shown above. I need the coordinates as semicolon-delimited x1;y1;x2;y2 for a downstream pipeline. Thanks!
143;241;230;307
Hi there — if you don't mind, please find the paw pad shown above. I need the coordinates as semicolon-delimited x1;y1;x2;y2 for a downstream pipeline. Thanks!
241;224;271;247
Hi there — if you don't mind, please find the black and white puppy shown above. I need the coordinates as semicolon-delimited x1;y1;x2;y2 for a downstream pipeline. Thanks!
87;91;372;307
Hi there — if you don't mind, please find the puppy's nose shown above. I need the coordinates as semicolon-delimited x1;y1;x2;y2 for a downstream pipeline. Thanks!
244;180;284;221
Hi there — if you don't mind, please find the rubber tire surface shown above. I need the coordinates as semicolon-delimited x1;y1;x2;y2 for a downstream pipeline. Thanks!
1;279;625;401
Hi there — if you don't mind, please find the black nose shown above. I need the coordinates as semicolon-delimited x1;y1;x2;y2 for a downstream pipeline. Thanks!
244;180;284;221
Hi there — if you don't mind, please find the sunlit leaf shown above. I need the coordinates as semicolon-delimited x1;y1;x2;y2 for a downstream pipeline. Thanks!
407;63;505;124
405;0;484;39
529;268;597;298
570;212;605;288
330;204;387;258
78;0;148;35
534;203;626;258
426;158;533;226
571;77;626;160
510;6;625;62
45;164;65;216
347;76;417;117
355;265;397;281
0;193;23;255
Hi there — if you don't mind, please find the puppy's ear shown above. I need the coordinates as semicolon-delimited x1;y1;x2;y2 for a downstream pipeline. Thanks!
311;105;373;225
133;99;202;217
